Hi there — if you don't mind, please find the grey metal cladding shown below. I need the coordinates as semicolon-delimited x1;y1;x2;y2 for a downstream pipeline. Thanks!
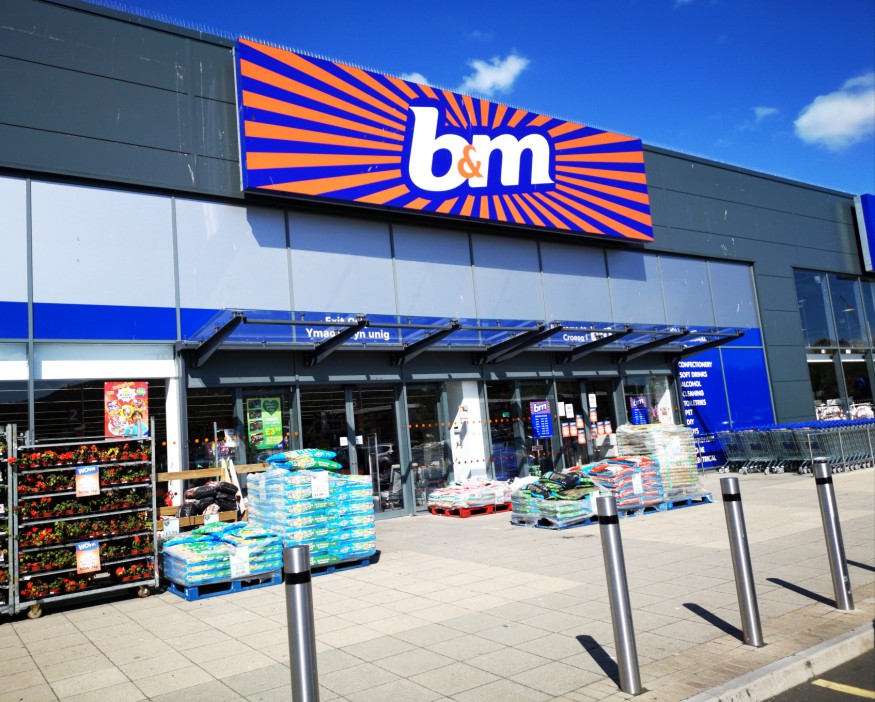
760;309;805;347
191;42;236;102
649;151;752;201
755;274;800;312
0;0;188;91
0;123;198;190
195;98;239;160
0;57;192;152
764;346;809;382
771;379;817;422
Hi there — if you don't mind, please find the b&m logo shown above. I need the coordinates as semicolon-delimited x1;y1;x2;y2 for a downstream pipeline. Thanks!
530;400;551;415
405;104;553;195
235;38;653;241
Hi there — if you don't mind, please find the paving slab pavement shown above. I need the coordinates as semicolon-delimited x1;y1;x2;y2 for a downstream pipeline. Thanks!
1;469;873;702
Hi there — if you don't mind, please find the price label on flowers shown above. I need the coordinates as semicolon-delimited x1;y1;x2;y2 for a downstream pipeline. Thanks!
75;465;100;497
76;540;101;574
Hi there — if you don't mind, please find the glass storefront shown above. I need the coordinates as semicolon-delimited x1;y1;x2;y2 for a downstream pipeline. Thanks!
485;382;518;480
555;381;588;469
519;380;556;477
794;269;875;418
406;385;450;511
299;387;348;470
623;375;675;426
585;378;619;461
351;386;402;514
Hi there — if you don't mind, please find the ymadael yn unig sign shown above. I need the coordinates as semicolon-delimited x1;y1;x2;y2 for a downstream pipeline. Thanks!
235;38;653;241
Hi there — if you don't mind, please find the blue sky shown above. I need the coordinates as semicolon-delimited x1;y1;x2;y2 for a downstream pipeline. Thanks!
94;0;874;195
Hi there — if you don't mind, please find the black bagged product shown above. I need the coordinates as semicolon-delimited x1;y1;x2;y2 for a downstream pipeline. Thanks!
176;502;196;518
192;496;215;515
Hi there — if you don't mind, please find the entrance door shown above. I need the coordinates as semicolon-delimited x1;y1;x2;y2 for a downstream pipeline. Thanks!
406;385;450;511
298;387;350;471
351;386;402;515
556;381;588;469
584;379;620;460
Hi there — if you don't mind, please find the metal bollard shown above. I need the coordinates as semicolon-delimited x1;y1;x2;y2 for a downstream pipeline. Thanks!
284;545;320;702
720;477;764;647
596;495;642;696
813;461;854;611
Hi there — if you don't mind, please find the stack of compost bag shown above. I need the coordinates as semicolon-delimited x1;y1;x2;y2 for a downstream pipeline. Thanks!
581;456;664;510
511;470;599;527
615;424;704;498
176;480;239;517
246;449;376;567
426;480;512;510
161;522;282;587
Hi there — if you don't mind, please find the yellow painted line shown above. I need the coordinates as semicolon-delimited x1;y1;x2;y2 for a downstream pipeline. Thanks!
812;678;875;699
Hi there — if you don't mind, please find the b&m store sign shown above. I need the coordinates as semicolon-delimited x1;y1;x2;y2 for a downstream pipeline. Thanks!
235;38;653;241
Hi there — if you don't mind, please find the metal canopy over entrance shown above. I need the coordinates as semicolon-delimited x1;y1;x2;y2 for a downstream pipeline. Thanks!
178;310;745;369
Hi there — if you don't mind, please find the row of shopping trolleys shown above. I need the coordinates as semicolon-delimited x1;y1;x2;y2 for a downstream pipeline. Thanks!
709;418;875;475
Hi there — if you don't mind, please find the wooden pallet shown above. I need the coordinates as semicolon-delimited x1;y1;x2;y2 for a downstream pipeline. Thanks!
428;502;512;518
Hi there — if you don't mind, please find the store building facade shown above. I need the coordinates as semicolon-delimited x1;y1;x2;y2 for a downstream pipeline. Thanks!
1;0;873;517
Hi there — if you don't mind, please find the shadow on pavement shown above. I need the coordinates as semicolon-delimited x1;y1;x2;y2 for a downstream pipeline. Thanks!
767;577;835;607
847;559;875;573
576;634;620;685
683;602;745;642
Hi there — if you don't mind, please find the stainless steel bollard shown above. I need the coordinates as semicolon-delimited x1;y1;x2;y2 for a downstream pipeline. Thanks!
719;477;764;647
813;461;854;611
284;545;320;702
596;495;642;696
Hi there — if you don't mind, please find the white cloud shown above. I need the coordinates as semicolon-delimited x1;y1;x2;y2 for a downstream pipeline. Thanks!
458;53;529;97
794;72;875;150
753;106;779;122
400;72;429;86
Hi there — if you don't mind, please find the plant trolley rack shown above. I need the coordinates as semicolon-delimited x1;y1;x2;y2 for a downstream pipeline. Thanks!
10;424;158;619
0;425;13;617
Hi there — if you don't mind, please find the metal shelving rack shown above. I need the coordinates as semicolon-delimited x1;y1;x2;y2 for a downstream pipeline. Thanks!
0;425;13;616
11;423;159;619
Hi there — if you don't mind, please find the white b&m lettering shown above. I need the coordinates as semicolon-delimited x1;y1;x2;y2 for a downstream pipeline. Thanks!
407;106;553;193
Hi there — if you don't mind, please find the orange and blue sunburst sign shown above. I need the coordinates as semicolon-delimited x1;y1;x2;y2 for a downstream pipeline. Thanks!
235;38;654;242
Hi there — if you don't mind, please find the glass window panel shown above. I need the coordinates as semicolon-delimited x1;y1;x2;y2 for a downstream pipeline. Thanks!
660;256;715;327
351;386;401;513
0;382;28;433
861;281;875;347
485;381;518;480
519;380;555;476
541;243;610;321
710;261;759;328
829;274;866;348
186;387;234;469
607;251;665;324
555;381;588;469
299;387;348;471
808;361;843;419
623;375;675;426
842;361;872;417
31;380;167;469
407;385;450;510
794;270;836;348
